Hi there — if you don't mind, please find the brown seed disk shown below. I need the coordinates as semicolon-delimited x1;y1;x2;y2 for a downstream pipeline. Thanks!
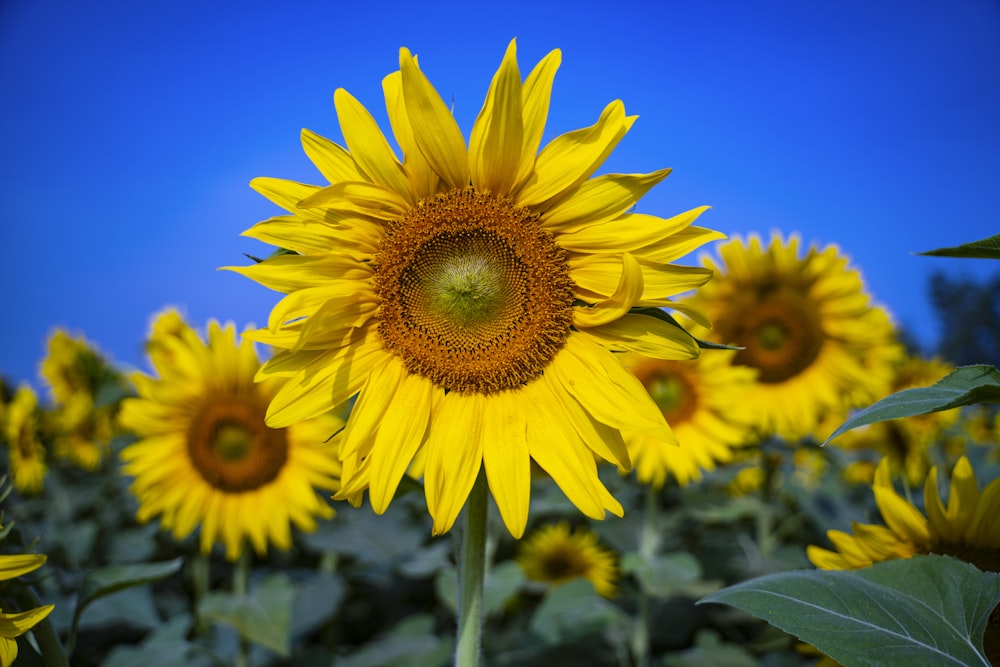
373;188;575;394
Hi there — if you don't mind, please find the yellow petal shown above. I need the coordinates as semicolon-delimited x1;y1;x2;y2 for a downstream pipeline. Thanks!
0;554;46;580
240;215;379;257
517;100;634;208
577;312;700;360
540;371;631;469
482;393;531;538
469;39;523;195
543;169;672;231
965;475;1000;546
224;255;371;294
382;70;439;200
513;48;560;191
265;336;391;427
297;180;410;220
944;457;981;534
340;357;406;460
399;47;470;191
300;129;364;184
552;335;668;437
333;88;414;203
923;465;960;543
557;208;710;254
369;373;434;514
806;544;853;570
570;254;712;303
423;392;486;535
873;483;932;546
572;253;644;327
251;177;327;221
0;604;54;637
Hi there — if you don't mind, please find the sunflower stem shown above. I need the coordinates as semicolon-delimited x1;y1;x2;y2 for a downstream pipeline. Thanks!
632;483;658;667
233;549;251;667
11;585;67;667
191;552;210;635
455;468;488;667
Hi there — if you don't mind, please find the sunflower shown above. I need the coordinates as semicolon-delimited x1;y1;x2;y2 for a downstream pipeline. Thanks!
117;310;344;560
2;386;46;495
517;521;618;597
49;397;115;471
808;456;1000;663
229;40;722;538
38;328;109;407
835;354;959;486
620;340;757;488
0;554;55;667
688;233;901;440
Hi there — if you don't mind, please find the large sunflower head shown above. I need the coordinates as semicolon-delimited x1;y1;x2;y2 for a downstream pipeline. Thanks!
117;311;344;561
228;40;724;538
688;232;902;440
516;521;618;597
620;340;758;488
2;385;47;495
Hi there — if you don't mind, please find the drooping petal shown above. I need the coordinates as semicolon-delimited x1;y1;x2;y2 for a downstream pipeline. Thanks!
298;180;410;220
423;392;486;535
482;392;531;538
368;372;434;513
572;253;644;327
0;554;46;580
469;39;523;195
399;47;470;190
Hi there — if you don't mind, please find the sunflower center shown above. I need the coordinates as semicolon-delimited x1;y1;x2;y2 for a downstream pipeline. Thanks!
374;187;575;394
726;287;825;383
187;396;288;493
633;361;698;425
540;548;589;581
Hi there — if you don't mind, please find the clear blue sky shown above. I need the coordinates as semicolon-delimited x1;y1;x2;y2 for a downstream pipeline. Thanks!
2;0;999;387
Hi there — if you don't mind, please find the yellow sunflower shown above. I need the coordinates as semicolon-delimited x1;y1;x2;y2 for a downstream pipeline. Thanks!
48;397;115;471
835;354;960;487
2;386;46;495
688;233;901;440
0;554;55;667
117;311;344;560
620;342;758;488
229;40;723;539
808;456;1000;663
38;328;103;407
517;521;618;597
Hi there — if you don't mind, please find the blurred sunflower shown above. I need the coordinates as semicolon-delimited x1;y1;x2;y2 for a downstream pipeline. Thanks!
118;310;344;560
48;399;116;471
688;233;901;439
0;554;54;667
620;341;757;488
808;456;1000;662
517;521;618;597
835;354;959;486
229;40;723;538
2;386;46;495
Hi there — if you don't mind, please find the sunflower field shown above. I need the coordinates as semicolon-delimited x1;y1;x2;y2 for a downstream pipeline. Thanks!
2;41;999;667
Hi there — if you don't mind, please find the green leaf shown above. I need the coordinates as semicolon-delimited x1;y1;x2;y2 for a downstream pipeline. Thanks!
198;572;295;656
698;554;1000;667
918;234;1000;259
529;579;628;645
69;557;183;650
621;551;701;597
825;365;1000;445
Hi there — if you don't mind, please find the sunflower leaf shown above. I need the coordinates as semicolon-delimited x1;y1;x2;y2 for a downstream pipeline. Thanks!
198;572;295;656
824;364;1000;445
69;557;184;653
630;307;742;351
917;234;1000;259
698;554;1000;667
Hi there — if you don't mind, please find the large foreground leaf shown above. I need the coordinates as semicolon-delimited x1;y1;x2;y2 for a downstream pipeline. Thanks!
825;365;1000;445
699;555;1000;667
918;234;1000;259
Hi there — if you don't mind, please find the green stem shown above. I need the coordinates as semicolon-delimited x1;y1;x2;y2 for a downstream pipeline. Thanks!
632;483;658;667
455;468;488;667
233;549;250;667
756;445;777;560
191;553;210;635
11;586;67;667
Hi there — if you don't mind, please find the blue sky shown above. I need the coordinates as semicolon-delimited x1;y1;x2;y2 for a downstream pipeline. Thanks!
2;0;999;387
